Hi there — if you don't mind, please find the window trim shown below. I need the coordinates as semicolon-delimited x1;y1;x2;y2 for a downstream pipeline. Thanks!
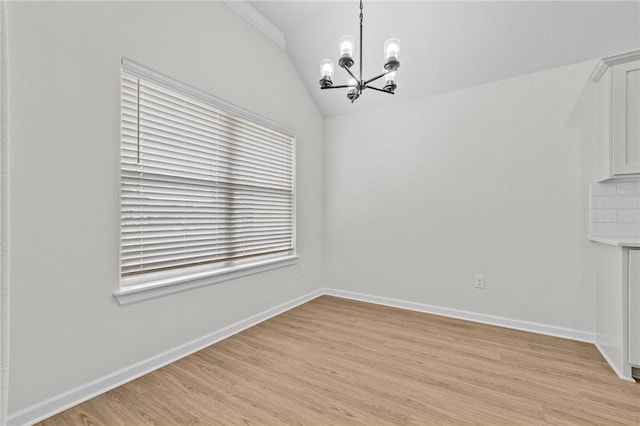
114;254;298;305
115;59;297;305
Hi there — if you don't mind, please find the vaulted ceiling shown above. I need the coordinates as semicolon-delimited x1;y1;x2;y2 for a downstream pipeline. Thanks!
248;1;640;117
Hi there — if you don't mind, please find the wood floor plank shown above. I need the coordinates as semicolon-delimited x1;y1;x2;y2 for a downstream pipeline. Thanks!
38;296;640;425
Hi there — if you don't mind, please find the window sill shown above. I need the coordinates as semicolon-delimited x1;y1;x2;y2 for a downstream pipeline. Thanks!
114;255;299;306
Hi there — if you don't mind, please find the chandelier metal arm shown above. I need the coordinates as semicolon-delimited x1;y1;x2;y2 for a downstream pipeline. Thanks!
320;85;353;90
343;65;359;83
364;69;395;86
365;85;395;95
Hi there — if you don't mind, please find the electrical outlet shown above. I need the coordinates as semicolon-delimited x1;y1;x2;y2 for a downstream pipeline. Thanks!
475;275;485;289
300;263;307;276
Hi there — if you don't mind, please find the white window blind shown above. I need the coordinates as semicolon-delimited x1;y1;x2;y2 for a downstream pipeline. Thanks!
120;60;295;281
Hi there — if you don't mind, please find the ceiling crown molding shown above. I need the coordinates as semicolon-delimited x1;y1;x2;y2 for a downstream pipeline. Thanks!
224;1;286;50
590;49;640;82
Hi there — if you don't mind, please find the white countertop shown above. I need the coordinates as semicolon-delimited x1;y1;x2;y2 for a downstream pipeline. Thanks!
589;236;640;247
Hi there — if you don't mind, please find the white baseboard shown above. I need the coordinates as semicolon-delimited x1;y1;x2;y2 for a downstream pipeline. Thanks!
8;286;602;425
323;288;596;344
594;343;636;383
7;288;324;426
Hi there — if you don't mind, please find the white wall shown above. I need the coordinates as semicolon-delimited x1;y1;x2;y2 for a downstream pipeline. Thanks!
324;60;598;334
7;1;323;415
1;1;9;424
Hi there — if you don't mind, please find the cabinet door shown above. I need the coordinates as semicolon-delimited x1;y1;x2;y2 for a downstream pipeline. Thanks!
629;249;640;367
612;60;640;175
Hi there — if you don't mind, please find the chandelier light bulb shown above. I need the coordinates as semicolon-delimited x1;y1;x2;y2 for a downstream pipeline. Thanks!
320;59;334;79
384;38;400;61
347;80;359;102
319;59;335;88
339;35;354;57
384;70;396;83
383;69;397;93
384;38;400;71
338;35;355;68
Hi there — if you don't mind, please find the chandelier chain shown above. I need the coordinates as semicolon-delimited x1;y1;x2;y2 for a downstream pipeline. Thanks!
359;0;363;84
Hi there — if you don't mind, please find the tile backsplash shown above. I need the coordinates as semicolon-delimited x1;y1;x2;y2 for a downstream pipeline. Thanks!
590;179;640;238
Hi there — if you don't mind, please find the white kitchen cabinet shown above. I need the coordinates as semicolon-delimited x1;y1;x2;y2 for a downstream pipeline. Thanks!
613;61;640;175
591;50;640;181
629;249;640;367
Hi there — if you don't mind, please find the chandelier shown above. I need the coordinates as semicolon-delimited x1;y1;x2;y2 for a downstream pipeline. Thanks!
318;0;400;102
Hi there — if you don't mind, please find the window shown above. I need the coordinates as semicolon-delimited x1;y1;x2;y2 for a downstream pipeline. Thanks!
116;60;296;304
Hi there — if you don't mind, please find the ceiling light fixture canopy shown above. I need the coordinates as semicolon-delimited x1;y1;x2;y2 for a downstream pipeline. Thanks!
319;0;400;103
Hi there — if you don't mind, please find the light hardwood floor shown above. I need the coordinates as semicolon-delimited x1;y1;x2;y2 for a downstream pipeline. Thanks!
40;296;640;425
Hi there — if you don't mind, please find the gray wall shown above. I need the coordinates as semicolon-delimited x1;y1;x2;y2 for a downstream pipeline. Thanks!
324;61;598;334
7;1;324;413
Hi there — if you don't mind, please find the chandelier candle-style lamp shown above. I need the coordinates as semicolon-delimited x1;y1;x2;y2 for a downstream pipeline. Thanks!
319;0;400;103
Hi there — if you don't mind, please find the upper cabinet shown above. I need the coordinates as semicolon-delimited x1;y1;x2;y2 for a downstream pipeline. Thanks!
591;50;640;182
